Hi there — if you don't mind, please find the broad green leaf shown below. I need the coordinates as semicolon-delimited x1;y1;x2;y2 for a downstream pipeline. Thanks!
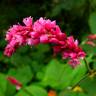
69;60;87;86
59;91;87;96
36;67;45;80
42;59;86;90
31;44;50;62
82;44;96;55
0;91;4;96
6;65;33;96
80;77;96;96
91;0;96;9
11;54;33;67
15;85;48;96
89;12;96;34
0;70;16;96
5;82;16;96
0;73;7;94
42;59;72;89
8;65;33;85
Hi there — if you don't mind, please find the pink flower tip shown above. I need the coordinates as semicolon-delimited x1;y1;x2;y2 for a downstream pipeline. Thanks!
4;45;15;57
86;41;96;47
7;76;22;90
23;16;33;27
88;34;96;40
40;34;49;44
69;59;80;68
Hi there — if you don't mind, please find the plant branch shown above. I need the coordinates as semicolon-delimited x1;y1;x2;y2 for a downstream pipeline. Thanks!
71;73;89;89
84;58;92;73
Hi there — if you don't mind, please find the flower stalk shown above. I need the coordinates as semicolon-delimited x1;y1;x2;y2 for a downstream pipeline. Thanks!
84;58;92;73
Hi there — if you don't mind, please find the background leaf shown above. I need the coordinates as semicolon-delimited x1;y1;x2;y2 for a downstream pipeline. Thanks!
0;73;7;95
8;65;33;85
15;85;48;96
89;12;96;34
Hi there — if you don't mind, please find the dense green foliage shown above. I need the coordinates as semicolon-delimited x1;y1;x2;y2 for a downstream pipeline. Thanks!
0;0;96;96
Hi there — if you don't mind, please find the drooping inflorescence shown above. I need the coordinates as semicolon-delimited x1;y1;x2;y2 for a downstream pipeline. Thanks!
7;76;22;90
4;17;86;67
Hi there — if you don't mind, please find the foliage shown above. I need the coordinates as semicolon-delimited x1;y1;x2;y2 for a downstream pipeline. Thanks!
0;0;96;96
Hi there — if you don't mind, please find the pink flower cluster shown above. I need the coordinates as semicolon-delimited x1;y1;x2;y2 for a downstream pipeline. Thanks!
86;34;96;47
7;76;22;90
4;17;86;67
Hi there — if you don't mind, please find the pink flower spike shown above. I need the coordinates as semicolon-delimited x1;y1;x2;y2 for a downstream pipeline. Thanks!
74;40;78;46
69;53;77;59
78;52;86;59
4;45;15;57
53;46;61;56
62;52;70;59
56;33;66;41
27;38;39;45
7;76;22;90
4;16;86;68
69;59;80;68
49;38;59;44
23;16;33;27
30;32;40;39
88;34;96;40
86;41;96;47
40;34;49;44
38;17;45;24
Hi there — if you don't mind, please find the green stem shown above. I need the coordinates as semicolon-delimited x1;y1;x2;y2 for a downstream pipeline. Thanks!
70;58;91;90
84;58;92;73
72;73;89;89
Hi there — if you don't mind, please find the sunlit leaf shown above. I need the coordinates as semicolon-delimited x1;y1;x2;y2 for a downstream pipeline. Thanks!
42;59;86;90
15;85;47;96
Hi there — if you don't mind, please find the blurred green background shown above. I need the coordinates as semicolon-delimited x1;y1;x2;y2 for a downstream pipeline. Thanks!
0;0;96;96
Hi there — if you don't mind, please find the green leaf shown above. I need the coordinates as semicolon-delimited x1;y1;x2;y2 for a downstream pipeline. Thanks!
0;73;7;94
0;91;4;96
8;65;33;85
69;60;87;86
6;65;33;96
91;0;96;9
0;74;16;96
15;85;48;96
42;59;72;89
42;59;86;90
89;12;96;34
80;77;96;96
59;90;87;96
82;44;96;55
11;54;33;67
5;83;16;96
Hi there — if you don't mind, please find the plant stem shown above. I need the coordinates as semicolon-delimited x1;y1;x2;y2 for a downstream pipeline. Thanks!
72;73;89;89
70;58;91;89
84;58;92;73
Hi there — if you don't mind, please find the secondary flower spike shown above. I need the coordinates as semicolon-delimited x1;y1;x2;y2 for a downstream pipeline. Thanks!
4;17;86;67
7;76;22;90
